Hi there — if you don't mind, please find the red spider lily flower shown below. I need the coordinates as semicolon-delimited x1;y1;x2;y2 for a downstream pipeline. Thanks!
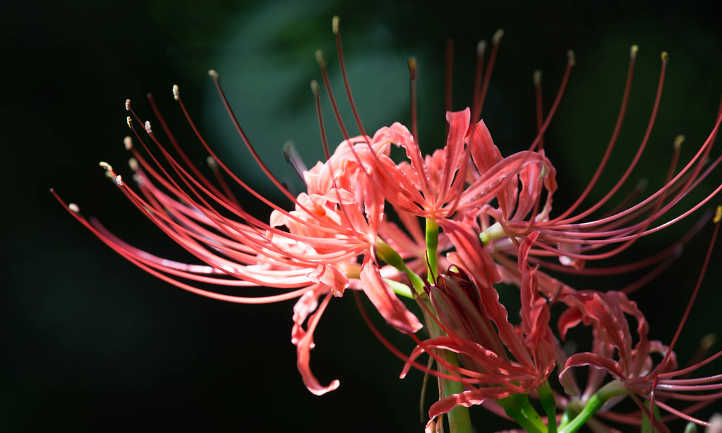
398;227;556;431
364;106;558;224
314;26;559;225
478;48;722;276
52;72;428;395
557;207;722;432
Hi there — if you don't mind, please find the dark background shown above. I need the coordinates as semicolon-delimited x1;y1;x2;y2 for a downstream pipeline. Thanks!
3;1;721;432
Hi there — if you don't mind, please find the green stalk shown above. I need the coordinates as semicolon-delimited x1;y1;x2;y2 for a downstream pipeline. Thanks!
558;381;627;433
498;394;546;433
425;218;439;283
377;230;473;433
375;239;425;294
538;381;557;433
641;403;662;433
442;352;473;433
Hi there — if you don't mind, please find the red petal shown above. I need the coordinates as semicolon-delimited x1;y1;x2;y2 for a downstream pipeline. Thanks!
359;259;423;333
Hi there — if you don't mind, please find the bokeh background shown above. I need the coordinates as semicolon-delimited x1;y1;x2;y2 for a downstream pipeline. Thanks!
3;1;721;432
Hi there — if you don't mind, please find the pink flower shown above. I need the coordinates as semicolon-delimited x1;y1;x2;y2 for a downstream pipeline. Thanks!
52;77;424;396
478;49;722;277
557;207;722;432
399;227;556;431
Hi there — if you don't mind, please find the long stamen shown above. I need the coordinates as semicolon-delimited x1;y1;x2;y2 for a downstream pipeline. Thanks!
149;88;228;201
534;70;544;150
536;113;721;241
206;156;241;206
315;50;351;141
310;79;355;229
54;191;313;304
126;109;272;242
407;57;432;200
551;45;638;221
173;77;344;233
332;16;369;138
556;50;668;223
477;29;503;117
311;80;331;160
470;40;487;123
527;50;575;152
655;205;721;374
208;71;313;208
314;49;382;181
444;38;454;127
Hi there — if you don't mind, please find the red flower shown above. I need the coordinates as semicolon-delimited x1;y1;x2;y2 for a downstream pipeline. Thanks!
400;227;556;431
557;207;722;432
52;83;426;396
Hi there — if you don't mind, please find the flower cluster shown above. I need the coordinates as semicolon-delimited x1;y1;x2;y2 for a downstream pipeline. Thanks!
54;18;722;433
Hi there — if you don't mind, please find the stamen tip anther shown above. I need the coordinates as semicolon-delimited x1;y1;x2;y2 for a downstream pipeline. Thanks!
99;161;113;171
332;16;340;35
68;203;80;213
172;84;180;100
714;205;722;224
208;69;219;79
674;134;685;150
701;333;716;350
123;136;133;151
206;156;217;168
124;99;131;111
128;157;138;171
708;414;722;433
408;57;417;79
126;116;133;128
492;29;504;44
310;80;320;96
476;40;487;56
567;50;576;66
661;51;669;62
314;50;327;68
144;120;152;134
630;44;639;59
533;70;542;85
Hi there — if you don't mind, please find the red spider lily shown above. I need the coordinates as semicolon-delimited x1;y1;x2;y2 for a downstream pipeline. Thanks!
51;15;722;433
51;70;432;395
478;48;722;276
557;207;722;432
397;228;556;431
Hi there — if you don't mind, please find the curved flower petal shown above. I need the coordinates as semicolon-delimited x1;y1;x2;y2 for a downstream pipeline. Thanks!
359;259;422;333
292;288;340;396
425;387;513;433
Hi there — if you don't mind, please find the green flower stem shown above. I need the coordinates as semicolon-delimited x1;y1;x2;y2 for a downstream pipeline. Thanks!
538;381;558;433
374;239;425;294
558;381;627;433
442;352;473;433
558;407;573;429
641;403;663;433
498;394;546;433
425;218;439;283
377;235;472;433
